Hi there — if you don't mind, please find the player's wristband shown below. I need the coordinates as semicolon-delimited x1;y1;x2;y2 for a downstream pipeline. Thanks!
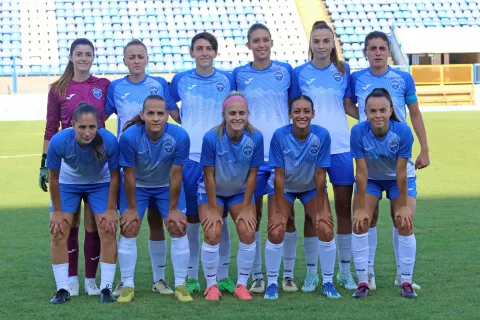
41;153;47;168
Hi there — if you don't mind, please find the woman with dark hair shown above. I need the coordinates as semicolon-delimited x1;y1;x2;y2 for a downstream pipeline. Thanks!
265;95;340;300
47;104;119;304
290;21;359;292
170;32;236;295
40;38;110;296
105;39;178;297
351;31;428;290
116;95;191;303
350;88;418;299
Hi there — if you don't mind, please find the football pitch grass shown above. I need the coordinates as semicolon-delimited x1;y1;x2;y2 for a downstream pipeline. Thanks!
0;112;479;319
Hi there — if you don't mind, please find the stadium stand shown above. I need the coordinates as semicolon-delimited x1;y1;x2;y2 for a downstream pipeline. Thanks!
0;0;308;75
326;0;480;68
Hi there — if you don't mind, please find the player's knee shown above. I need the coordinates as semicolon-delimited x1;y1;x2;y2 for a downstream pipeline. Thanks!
121;224;140;238
397;224;414;236
236;222;254;244
268;225;285;244
50;233;68;246
353;220;370;235
98;230;116;246
316;221;334;242
203;224;222;245
167;223;186;238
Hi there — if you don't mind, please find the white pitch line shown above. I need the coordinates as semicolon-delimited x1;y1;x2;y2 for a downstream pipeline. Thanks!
0;154;40;159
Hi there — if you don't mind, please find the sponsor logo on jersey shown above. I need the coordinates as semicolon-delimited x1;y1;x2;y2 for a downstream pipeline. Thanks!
164;142;174;154
187;84;197;90
92;87;102;99
309;144;320;156
216;82;225;93
244;78;254;84
390;79;401;91
121;93;130;99
332;72;342;83
306;78;315;84
66;94;75;100
149;86;158;94
362;84;372;90
243;145;253;157
274;72;283;82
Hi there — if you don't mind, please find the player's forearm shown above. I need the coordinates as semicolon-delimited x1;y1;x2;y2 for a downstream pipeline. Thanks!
344;98;359;120
107;170;120;210
243;168;258;206
274;170;285;213
42;140;50;155
124;168;137;209
396;162;408;207
48;170;61;211
409;106;429;152
355;162;367;210
314;168;326;212
204;172;218;210
168;166;183;210
169;109;181;124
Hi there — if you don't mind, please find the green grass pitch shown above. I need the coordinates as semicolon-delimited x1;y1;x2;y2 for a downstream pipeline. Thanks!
0;112;479;319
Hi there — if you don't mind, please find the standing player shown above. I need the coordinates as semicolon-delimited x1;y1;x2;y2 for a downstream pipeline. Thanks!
170;32;236;294
40;38;110;296
105;39;178;296
233;23;299;294
351;31;429;289
290;21;359;291
265;95;340;300
48;104;119;304
350;88;418;299
199;92;264;301
116;95;191;302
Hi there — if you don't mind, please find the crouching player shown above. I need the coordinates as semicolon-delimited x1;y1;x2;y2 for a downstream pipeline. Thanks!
116;95;192;302
198;92;264;301
351;88;418;299
48;103;120;304
265;95;340;300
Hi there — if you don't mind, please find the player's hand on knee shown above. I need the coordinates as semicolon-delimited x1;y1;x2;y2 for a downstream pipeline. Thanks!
235;203;257;233
267;213;286;234
166;208;187;234
316;210;333;230
100;208;118;235
120;208;140;234
201;207;222;236
50;211;69;237
395;205;413;230
353;208;369;234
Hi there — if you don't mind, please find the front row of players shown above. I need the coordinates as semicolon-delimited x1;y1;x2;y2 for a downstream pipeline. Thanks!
47;89;418;304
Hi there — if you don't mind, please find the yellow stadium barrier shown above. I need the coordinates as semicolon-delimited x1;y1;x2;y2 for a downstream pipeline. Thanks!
410;65;474;105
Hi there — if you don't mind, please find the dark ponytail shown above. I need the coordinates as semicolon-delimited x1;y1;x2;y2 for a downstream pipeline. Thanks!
309;21;346;75
122;94;167;132
365;88;400;122
72;103;106;161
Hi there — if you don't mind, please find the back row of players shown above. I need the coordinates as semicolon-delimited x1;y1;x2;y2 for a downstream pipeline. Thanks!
40;21;430;304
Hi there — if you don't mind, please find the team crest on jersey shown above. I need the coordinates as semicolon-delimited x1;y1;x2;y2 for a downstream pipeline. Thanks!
149;86;158;94
216;82;225;93
309;144;320;156
274;72;283;82
164;142;174;154
243;145;253;157
332;72;342;83
388;138;400;154
92;88;102;99
390;79;401;91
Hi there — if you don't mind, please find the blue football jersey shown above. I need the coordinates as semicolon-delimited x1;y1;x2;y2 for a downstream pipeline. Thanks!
105;75;177;136
170;68;235;162
269;124;331;193
47;128;119;184
290;61;352;154
351;120;416;180
119;123;190;188
200;128;264;197
233;61;292;161
351;67;417;123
